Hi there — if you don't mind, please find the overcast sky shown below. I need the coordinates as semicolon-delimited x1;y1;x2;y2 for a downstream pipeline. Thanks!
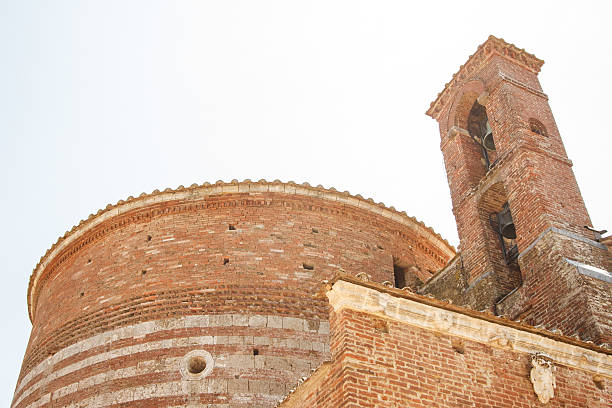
1;1;611;404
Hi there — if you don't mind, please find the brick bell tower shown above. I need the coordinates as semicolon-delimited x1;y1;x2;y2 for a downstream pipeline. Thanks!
426;36;612;344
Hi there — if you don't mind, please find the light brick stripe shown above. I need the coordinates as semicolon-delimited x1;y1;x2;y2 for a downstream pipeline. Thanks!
59;379;282;408
14;315;329;408
22;349;315;408
28;356;183;408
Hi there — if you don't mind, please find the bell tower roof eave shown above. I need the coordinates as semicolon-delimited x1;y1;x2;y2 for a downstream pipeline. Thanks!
426;35;544;120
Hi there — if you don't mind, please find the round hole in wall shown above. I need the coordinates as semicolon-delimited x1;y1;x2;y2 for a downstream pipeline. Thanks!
187;356;207;374
180;350;214;380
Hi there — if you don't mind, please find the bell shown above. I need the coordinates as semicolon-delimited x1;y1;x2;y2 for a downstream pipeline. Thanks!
497;203;516;239
482;121;496;151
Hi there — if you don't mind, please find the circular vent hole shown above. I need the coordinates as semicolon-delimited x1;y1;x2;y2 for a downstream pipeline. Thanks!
187;356;207;374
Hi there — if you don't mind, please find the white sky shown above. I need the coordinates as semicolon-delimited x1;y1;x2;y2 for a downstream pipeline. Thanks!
1;1;611;404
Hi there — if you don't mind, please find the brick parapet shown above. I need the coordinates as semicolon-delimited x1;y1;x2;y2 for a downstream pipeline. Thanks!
325;275;612;354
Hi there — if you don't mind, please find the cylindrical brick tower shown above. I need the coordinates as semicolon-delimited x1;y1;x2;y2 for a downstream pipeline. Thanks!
13;180;454;408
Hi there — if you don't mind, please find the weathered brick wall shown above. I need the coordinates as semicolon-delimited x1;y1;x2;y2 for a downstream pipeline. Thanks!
14;181;454;408
282;279;612;408
419;255;467;302
325;309;611;407
497;230;612;344
429;46;554;306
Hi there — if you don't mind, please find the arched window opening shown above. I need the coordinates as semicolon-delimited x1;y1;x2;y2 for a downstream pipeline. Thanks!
529;118;547;137
479;183;522;298
394;262;407;289
467;102;498;170
489;202;519;265
393;259;425;291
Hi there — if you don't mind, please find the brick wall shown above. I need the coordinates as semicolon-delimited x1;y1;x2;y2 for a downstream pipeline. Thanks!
281;279;612;408
497;230;612;344
426;36;612;339
14;181;454;408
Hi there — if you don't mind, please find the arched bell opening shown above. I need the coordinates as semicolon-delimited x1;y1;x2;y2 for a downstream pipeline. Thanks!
478;183;519;266
447;89;490;188
490;202;519;264
477;183;522;295
467;101;498;170
452;90;480;130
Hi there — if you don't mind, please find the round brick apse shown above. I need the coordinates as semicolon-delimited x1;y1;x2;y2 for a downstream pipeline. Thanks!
13;180;454;408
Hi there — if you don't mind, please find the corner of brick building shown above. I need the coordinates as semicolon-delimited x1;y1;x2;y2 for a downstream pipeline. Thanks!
279;277;612;408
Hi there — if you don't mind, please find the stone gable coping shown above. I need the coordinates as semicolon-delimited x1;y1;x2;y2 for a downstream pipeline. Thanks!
327;274;612;356
426;35;544;120
27;180;455;322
